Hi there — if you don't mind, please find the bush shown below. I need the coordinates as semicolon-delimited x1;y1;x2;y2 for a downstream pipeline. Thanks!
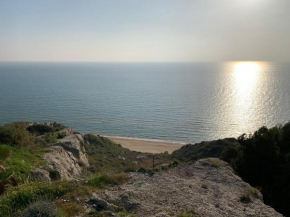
57;132;67;139
21;200;58;217
0;181;73;215
58;202;85;217
43;133;58;143
87;174;128;188
169;159;180;167
27;124;54;136
0;123;35;148
240;194;253;204
225;122;290;216
220;146;239;164
209;159;222;168
137;167;147;173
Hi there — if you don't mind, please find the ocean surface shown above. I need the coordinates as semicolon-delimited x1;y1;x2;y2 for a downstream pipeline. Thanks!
0;62;289;144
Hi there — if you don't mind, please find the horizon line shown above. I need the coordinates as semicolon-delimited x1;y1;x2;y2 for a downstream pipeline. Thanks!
0;60;284;63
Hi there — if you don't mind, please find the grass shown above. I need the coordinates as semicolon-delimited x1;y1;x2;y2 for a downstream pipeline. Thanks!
0;144;46;182
177;208;201;217
0;181;74;216
87;210;134;217
84;134;173;173
84;134;139;173
57;202;86;217
209;159;222;168
240;194;253;203
87;173;129;188
240;188;260;204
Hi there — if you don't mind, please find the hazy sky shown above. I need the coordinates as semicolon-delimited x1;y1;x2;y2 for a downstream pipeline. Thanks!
0;0;290;62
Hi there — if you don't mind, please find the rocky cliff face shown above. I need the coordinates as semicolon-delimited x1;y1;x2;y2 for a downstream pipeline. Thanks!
95;158;282;217
31;129;89;182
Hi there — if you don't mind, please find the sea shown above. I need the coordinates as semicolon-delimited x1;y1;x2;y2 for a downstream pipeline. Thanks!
0;62;289;144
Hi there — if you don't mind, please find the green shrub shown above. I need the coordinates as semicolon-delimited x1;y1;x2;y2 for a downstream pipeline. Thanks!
226;121;290;216
209;159;222;168
220;146;239;164
27;124;54;136
160;164;169;171
240;194;253;203
137;167;147;173
21;200;58;217
0;181;73;216
87;174;129;188
43;133;58;143
57;132;67;139
169;159;180;167
58;202;85;217
154;167;161;172
0;123;35;148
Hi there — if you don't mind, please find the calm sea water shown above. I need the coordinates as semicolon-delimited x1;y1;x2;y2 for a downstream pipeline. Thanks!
0;62;289;143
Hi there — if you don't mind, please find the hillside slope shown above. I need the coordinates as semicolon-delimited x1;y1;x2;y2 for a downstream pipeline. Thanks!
95;158;282;217
172;138;238;162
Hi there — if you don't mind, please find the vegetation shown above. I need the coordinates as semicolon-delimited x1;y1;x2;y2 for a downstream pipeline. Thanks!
137;167;147;173
87;174;129;188
209;158;222;168
0;144;45;182
239;188;260;204
27;123;66;136
172;138;238;162
170;159;180;167
0;181;73;216
27;124;54;136
177;208;201;217
222;122;290;216
84;134;139;173
56;202;85;217
0;123;35;148
21;200;59;217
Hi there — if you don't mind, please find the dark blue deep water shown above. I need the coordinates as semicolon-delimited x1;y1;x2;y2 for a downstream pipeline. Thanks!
0;62;289;143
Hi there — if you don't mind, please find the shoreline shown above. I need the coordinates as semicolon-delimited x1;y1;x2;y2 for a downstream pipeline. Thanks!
104;135;186;154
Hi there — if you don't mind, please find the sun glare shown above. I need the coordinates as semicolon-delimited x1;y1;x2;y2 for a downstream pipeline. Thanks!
233;62;261;98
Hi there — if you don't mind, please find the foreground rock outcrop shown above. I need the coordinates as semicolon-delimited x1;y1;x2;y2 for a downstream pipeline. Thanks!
31;124;89;182
95;158;282;217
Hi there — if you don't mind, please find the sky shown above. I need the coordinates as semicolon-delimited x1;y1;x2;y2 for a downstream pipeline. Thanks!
0;0;290;62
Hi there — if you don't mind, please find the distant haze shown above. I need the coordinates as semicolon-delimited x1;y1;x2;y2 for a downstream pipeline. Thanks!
0;0;290;62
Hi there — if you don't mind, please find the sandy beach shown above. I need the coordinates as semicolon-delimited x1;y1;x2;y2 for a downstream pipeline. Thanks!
105;136;185;154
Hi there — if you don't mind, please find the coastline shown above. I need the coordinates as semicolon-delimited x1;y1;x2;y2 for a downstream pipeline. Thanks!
104;136;185;154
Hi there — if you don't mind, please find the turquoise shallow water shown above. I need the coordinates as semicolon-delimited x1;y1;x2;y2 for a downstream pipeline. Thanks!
0;62;289;143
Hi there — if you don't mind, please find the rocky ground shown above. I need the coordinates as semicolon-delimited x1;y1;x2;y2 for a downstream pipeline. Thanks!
94;158;282;217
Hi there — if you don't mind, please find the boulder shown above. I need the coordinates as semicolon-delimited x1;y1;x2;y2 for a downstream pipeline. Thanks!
52;134;89;167
88;193;120;212
44;146;82;180
30;168;51;182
